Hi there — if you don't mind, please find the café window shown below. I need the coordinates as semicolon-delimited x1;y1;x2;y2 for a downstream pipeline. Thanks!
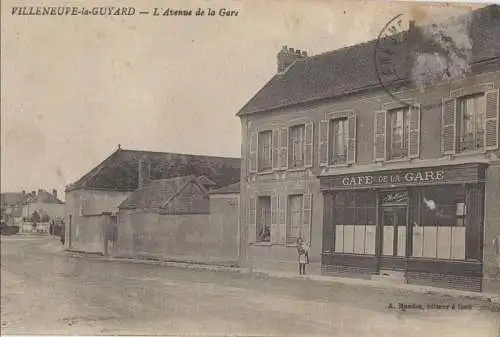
258;131;272;171
458;94;486;153
333;191;377;255
329;118;349;165
411;186;466;260
388;107;409;159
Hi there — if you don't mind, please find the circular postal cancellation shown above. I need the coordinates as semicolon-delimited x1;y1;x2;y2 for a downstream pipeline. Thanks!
374;12;474;110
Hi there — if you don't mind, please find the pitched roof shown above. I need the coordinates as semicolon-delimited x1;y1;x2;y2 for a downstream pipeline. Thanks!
208;182;240;195
118;175;204;209
0;193;26;208
237;5;500;116
66;147;241;192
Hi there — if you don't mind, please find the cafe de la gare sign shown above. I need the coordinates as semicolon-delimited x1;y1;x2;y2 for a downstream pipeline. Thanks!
326;168;448;189
320;164;486;190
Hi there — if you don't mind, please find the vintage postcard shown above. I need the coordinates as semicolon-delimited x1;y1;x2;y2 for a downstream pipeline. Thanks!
1;0;500;336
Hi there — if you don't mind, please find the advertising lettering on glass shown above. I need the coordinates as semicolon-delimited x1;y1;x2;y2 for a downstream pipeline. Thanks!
341;170;445;186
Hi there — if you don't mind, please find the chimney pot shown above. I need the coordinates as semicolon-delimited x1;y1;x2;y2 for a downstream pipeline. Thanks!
277;45;308;73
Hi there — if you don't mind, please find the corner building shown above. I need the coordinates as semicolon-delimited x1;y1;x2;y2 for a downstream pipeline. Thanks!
237;6;500;293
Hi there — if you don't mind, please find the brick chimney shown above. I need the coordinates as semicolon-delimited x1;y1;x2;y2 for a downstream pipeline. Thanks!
138;157;151;189
277;45;308;73
52;189;58;200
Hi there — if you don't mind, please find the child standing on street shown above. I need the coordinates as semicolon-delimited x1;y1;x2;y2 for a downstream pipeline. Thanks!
297;240;310;275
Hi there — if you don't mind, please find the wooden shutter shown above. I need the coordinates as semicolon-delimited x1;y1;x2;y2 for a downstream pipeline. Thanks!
279;127;289;169
319;120;329;166
346;114;357;164
408;104;421;158
247;196;256;243
249;132;258;173
278;194;287;244
374;110;387;162
485;89;499;151
441;98;457;155
271;195;278;243
272;128;280;170
304;121;314;167
302;194;313;242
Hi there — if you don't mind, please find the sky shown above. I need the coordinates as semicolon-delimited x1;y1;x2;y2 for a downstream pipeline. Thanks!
0;0;483;199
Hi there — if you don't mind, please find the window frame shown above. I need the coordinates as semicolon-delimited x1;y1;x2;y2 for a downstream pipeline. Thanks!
329;117;349;166
456;93;486;154
387;106;410;160
256;195;272;242
289;124;306;169
257;130;273;172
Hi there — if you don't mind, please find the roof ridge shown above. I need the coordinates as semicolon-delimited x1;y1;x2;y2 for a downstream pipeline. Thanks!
120;148;240;160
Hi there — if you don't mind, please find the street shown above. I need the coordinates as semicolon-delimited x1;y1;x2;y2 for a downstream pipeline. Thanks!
1;235;499;336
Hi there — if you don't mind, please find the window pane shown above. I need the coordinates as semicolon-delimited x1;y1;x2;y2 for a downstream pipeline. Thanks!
258;131;272;171
459;94;486;152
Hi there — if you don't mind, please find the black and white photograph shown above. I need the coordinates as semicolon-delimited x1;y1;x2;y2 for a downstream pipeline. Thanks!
1;0;500;336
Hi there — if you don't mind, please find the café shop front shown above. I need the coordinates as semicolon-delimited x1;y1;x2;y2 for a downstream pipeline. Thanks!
320;162;487;292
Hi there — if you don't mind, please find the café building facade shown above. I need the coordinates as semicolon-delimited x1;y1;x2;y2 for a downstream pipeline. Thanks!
320;162;488;292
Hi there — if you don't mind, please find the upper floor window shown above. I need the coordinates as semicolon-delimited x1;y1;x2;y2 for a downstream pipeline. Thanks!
289;124;305;168
319;113;356;167
458;94;485;153
388;107;410;159
248;122;313;174
374;105;420;162
258;131;272;171
442;89;499;155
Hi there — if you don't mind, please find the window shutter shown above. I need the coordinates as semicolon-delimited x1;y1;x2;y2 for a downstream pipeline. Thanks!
408;104;421;158
272;128;280;170
249;132;258;173
304;121;314;167
441;98;457;155
302;194;313;242
346;114;357;164
279;127;289;169
374;110;387;162
278;194;287;244
319;120;329;166
247;196;256;243
485;89;499;151
271;195;278;243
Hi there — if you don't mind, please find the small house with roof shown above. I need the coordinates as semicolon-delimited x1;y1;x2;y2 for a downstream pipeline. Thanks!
65;145;241;256
114;176;240;264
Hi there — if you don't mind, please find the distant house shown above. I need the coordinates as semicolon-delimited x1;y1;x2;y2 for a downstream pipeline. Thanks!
1;190;64;227
65;145;241;254
22;189;65;222
1;192;26;225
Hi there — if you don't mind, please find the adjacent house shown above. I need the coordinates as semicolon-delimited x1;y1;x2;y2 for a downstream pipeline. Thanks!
237;5;500;293
65;146;241;255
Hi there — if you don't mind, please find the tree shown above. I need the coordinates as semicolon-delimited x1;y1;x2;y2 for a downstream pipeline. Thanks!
31;211;40;224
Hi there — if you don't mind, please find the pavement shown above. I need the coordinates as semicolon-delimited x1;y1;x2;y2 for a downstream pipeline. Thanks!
2;234;500;336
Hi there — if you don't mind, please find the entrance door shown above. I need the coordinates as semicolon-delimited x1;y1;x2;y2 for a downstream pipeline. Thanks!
379;205;408;272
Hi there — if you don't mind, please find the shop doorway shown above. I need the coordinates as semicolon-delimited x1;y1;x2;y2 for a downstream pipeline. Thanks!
377;191;409;274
